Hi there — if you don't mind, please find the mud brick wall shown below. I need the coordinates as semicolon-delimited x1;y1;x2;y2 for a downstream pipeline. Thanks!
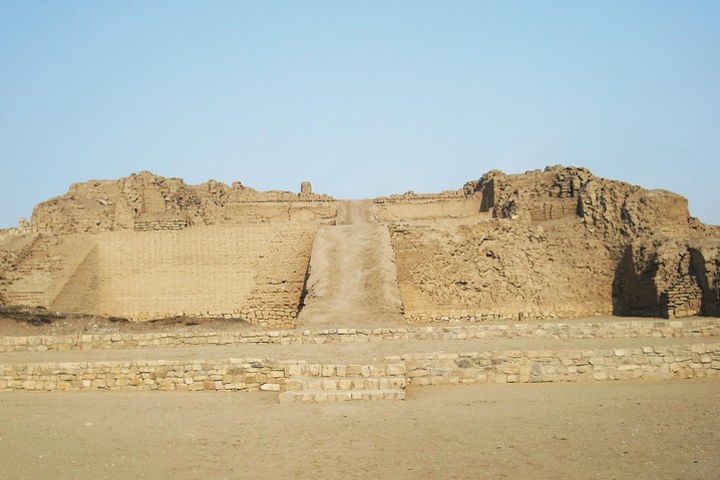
47;224;315;326
29;171;337;234
662;277;703;318
390;222;616;320
134;219;190;231
527;197;578;222
373;195;482;222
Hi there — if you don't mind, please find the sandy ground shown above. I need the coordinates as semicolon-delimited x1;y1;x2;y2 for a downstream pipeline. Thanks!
298;200;404;327
0;312;256;337
2;335;713;366
1;309;711;338
0;380;718;480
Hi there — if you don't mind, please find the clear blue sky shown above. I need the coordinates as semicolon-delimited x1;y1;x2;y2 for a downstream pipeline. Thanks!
1;1;718;226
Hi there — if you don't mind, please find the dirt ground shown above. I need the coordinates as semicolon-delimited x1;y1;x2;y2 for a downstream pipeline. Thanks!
0;312;256;337
3;334;711;366
0;310;700;338
1;380;718;480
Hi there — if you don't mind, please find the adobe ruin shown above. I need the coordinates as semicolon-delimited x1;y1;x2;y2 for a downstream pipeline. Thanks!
1;166;718;326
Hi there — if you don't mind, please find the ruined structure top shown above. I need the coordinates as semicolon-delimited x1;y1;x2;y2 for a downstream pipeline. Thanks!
30;171;334;234
0;166;718;326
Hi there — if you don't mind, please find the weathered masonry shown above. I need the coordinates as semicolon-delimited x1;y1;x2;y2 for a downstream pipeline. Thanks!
1;166;719;326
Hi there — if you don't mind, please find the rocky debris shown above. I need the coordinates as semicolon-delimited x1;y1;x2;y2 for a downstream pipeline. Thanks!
393;165;719;320
392;218;617;319
616;236;720;318
2;166;718;324
30;171;334;234
469;165;689;240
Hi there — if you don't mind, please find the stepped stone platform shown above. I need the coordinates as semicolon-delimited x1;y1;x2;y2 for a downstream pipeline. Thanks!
2;330;718;401
2;167;720;405
2;331;718;364
2;316;718;353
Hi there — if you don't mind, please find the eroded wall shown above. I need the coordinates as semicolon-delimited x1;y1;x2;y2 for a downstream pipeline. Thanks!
3;166;719;325
46;224;315;325
374;194;482;222
391;221;616;320
30;171;336;234
383;165;719;321
1;173;334;326
613;238;720;319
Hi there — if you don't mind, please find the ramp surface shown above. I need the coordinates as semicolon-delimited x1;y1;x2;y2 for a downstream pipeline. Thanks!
298;201;404;327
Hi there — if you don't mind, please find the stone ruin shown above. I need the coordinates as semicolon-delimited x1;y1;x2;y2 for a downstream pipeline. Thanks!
0;166;718;326
380;166;719;321
0;173;335;326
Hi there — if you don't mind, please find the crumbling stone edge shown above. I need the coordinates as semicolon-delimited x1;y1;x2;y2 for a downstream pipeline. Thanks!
1;342;718;395
1;318;718;353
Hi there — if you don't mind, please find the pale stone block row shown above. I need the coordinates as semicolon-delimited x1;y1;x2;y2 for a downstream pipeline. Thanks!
0;358;285;393
401;343;720;385
1;318;719;353
1;344;719;403
277;361;408;402
0;358;408;397
405;311;562;323
278;389;406;403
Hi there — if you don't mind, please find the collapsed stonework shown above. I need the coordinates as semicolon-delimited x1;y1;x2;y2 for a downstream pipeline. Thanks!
30;171;334;234
382;166;719;321
616;236;720;318
1;166;718;326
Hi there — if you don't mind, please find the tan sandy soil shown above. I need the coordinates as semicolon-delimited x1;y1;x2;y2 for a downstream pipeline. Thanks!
0;313;255;337
1;335;714;366
1;380;718;479
0;312;705;338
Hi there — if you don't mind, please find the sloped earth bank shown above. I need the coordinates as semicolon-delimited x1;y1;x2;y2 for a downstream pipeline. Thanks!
0;310;256;336
298;200;404;327
1;380;718;480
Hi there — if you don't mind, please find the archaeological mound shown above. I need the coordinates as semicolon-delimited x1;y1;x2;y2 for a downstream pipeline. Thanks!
1;166;719;328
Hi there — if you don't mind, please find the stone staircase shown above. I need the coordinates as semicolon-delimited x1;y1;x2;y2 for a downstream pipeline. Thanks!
279;362;407;403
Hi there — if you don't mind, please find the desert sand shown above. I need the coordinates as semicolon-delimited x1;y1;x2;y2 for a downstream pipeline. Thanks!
1;380;718;480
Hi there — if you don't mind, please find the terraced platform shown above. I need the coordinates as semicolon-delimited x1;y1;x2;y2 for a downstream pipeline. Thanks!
2;316;719;402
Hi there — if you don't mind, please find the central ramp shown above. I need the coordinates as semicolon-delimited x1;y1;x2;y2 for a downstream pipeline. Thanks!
298;200;404;327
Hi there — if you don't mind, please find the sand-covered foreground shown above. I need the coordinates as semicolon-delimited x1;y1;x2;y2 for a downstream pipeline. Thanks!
2;380;718;479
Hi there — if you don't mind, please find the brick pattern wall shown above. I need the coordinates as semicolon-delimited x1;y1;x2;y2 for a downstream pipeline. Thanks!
134;219;190;231
661;277;703;318
46;224;315;326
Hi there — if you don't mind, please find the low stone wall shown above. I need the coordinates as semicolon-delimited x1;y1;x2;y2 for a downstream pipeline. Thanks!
1;342;718;393
134;219;190;231
0;357;282;392
399;343;720;385
2;318;719;353
0;358;403;393
405;311;562;323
